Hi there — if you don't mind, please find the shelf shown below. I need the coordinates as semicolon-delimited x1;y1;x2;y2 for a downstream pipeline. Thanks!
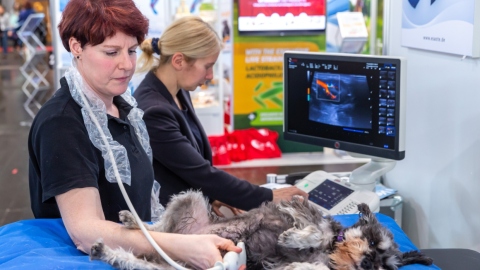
216;151;371;168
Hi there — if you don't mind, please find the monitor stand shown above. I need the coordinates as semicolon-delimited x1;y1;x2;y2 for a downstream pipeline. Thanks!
347;152;396;191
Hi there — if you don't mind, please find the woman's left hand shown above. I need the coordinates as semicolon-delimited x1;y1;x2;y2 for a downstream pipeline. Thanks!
211;200;244;217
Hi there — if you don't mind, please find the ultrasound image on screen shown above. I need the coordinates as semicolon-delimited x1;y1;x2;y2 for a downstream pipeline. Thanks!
380;90;387;98
379;71;387;79
387;109;395;117
387;81;396;90
379;108;387;116
387;118;394;126
309;72;372;129
388;71;396;80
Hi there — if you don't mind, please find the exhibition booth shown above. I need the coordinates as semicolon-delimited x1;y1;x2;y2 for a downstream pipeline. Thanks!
1;0;480;269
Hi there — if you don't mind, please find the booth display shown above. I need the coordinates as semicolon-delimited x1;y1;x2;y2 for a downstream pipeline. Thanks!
17;13;50;119
232;1;326;152
237;0;326;36
327;11;368;53
16;0;478;265
326;0;384;55
402;0;480;58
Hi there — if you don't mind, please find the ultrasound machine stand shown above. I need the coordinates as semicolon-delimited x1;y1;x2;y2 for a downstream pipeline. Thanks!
347;152;396;191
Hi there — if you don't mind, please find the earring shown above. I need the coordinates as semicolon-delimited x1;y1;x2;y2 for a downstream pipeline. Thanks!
76;56;80;59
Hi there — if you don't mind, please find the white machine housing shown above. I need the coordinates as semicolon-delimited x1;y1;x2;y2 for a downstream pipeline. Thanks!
295;170;380;215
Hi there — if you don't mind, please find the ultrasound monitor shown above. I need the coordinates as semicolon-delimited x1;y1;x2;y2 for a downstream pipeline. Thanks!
283;51;406;191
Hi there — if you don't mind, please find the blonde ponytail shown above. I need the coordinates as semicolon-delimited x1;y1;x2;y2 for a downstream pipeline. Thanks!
136;16;221;73
136;38;159;74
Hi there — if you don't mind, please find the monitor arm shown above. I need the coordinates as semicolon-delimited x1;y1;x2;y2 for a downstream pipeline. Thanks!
347;152;396;191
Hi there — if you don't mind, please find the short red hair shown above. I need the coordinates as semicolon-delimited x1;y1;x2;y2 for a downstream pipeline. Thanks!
58;0;149;52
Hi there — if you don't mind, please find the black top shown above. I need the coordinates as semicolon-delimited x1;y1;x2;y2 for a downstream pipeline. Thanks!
133;71;273;210
180;105;204;155
28;77;154;222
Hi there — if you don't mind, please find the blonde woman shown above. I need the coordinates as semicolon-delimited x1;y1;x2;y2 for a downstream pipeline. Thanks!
134;16;307;215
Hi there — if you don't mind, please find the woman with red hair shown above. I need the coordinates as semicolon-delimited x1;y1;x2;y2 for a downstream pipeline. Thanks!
28;0;241;268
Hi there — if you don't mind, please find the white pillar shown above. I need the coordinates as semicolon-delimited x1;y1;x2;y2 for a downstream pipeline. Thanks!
369;0;378;55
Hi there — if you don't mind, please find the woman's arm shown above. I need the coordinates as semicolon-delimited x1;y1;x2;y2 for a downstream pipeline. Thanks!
143;105;273;210
56;187;241;269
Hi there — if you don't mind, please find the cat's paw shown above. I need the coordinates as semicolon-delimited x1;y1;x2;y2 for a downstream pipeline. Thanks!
119;210;139;229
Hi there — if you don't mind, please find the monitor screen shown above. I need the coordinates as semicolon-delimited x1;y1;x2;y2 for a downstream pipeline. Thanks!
238;0;326;36
283;52;406;160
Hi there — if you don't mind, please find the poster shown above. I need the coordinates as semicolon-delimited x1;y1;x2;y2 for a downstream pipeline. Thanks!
237;0;326;33
402;0;480;57
233;42;317;127
230;0;326;152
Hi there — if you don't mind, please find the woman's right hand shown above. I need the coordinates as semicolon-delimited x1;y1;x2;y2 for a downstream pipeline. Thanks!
272;186;308;203
166;234;242;270
211;200;244;217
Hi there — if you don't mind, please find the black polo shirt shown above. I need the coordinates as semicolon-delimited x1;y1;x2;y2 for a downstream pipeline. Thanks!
28;77;154;222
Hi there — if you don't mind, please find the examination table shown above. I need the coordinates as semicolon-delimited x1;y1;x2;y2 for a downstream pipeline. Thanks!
0;213;443;269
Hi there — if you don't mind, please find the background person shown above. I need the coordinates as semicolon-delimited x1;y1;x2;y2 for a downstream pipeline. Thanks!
134;16;308;215
11;1;35;54
0;4;9;58
5;2;20;54
28;1;242;269
17;1;35;26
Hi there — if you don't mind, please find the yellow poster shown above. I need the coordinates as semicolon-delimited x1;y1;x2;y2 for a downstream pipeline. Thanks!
233;42;319;126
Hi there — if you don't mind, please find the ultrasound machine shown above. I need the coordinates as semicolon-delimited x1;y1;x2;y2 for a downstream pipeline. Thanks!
271;51;407;215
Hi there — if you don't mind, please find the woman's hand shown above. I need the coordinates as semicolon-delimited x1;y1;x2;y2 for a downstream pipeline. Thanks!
272;186;308;203
167;234;242;270
211;200;244;217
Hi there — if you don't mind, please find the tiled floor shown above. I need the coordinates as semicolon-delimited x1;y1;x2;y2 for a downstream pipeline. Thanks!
0;54;365;227
0;53;37;225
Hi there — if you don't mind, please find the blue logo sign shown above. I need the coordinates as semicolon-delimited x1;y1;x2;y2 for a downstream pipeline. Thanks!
408;0;420;8
409;0;436;9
